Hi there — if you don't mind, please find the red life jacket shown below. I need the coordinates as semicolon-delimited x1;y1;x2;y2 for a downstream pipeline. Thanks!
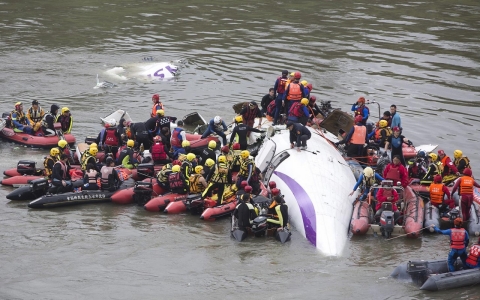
288;102;305;118
355;105;369;118
276;77;288;94
267;101;276;116
450;228;466;249
171;128;184;148
168;172;185;189
467;244;480;266
104;128;119;146
54;161;67;180
151;142;167;160
286;83;302;101
385;165;401;183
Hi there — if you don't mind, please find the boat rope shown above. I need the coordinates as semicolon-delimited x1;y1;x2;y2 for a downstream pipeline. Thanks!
385;226;431;241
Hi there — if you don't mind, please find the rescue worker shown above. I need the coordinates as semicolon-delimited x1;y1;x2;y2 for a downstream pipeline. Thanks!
117;139;139;169
189;165;208;194
451;168;480;222
56;107;73;134
384;126;412;166
420;153;443;185
41;104;59;136
351;97;369;125
43;148;59;179
203;158;215;180
273;70;289;125
102;119;122;159
283;71;305;113
173;140;190;161
83;163;100;190
378;110;392;127
307;96;323;120
408;150;427;179
286;121;311;151
51;154;73;193
168;165;189;195
151;136;172;164
260;88;275;116
100;157;121;192
288;98;310;125
390;105;402;131
95;121;109;151
229;143;242;172
268;188;281;214
373;120;392;148
234;193;258;230
170;120;186;152
57;139;74;165
156;163;173;191
235;181;249;201
374;182;400;222
382;155;409;188
236;150;255;189
466;237;480;269
202;155;229;205
150;94;164;118
26;100;45;134
81;147;99;172
267;181;277;197
350;167;384;201
130;121;151;151
199;140;217;166
229;116;264;150
300;80;310;99
266;195;289;228
239;101;262;130
117;118;129;145
335;115;367;158
429;175;455;211
453;150;471;175
201;116;228;146
80;143;97;167
11;102;33;134
181;153;196;180
153;109;176;137
433;218;469;272
438;149;458;177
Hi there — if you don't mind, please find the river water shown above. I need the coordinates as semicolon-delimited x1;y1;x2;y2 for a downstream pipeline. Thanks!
1;0;479;299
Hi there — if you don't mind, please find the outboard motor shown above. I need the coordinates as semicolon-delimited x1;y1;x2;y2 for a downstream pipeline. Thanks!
136;163;154;181
17;160;36;175
251;215;268;237
31;178;49;194
186;194;204;215
380;202;395;238
406;261;430;286
449;208;460;223
133;181;153;206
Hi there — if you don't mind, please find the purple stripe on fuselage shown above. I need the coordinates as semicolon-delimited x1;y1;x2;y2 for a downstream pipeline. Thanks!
274;171;316;246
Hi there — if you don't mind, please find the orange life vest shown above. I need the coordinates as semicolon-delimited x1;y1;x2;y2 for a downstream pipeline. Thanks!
151;102;164;118
350;125;366;145
466;244;480;266
429;183;444;205
286;83;302;101
450;228;466;250
375;127;392;140
459;176;474;195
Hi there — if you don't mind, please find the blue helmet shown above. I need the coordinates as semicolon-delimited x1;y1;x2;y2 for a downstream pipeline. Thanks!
417;150;426;158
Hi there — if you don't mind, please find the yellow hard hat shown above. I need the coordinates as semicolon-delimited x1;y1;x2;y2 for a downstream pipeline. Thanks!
186;153;196;161
89;147;98;156
301;80;308;86
240;150;250;159
290;72;295;77
156;109;165;116
454;150;463;159
379;120;388;128
58;140;68;148
15;101;22;106
90;143;98;149
235;115;243;123
208;140;217;149
182;140;190;148
50;148;60;156
61;107;70;114
301;98;309;106
127;140;134;147
205;158;215;167
428;153;438;161
363;167;374;177
218;155;227;163
195;165;203;174
172;165;181;172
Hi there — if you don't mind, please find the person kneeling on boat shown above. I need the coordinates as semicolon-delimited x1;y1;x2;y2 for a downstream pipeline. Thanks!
100;157;121;192
433;218;469;272
267;195;289;229
234;193;258;231
117;139;139;169
451;168;480;222
41;104;59;137
286;121;311;151
236;150;255;190
168;165;189;195
199;140;217;166
466;237;480;269
335;115;366;158
350;167;384;201
51;154;73;193
83;163;100;190
156;163;173;191
420;153;443;185
189;165;208;194
201;116;228;146
11;102;33;134
374;183;400;223
44;148;60;179
151;136;172;165
429;175;455;214
81;147;100;173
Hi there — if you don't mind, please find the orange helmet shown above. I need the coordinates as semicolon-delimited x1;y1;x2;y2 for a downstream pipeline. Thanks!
454;218;463;227
357;97;366;104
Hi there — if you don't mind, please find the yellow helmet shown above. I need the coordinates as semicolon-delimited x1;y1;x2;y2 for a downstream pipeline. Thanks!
156;109;165;116
235;115;243;123
454;150;463;159
58;140;68;149
90;143;98;149
50;148;60;156
240;150;250;159
194;165;203;174
15;101;22;106
127;139;134;147
89;147;98;156
379;120;388;128
428;153;438;161
290;72;295;77
205;158;215;167
182;140;190;148
301;80;308;86
301;98;309;106
208;140;217;149
61;107;70;114
363;167;374;177
218;155;227;163
186;153;196;161
172;165;181;172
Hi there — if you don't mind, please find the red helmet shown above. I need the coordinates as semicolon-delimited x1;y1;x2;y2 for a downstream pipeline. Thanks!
152;94;160;103
354;115;363;123
306;83;313;91
232;143;241;150
309;95;317;103
294;72;301;79
433;175;442;183
454;218;463;227
221;146;230;154
172;160;181;166
244;185;253;193
392;126;400;132
437;149;445;156
241;180;248;188
104;123;110;129
271;188;280;196
463;168;472;176
357;97;365;104
268;181;276;189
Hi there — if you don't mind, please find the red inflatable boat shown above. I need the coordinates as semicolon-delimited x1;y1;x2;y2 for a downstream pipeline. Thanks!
0;127;76;148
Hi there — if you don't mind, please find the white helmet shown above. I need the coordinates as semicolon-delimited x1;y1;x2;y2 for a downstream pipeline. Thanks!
108;119;117;127
363;167;374;177
214;116;221;124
